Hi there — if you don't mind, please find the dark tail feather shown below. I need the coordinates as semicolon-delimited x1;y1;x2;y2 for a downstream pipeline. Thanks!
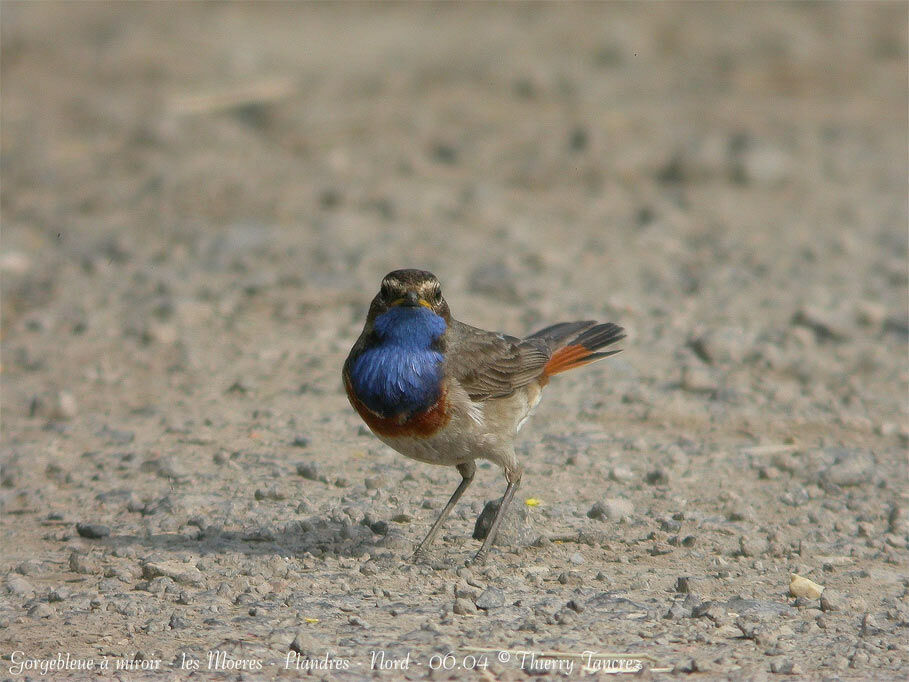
541;322;626;377
527;320;597;344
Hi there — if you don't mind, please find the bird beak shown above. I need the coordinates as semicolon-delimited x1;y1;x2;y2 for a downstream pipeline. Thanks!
391;291;432;309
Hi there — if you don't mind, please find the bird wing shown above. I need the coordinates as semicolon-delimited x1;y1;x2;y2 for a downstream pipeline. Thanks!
444;320;551;400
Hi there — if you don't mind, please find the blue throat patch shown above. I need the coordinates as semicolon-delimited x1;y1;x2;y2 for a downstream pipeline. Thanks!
350;306;446;419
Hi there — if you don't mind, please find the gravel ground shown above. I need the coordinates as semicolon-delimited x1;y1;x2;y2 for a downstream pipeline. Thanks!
2;3;907;680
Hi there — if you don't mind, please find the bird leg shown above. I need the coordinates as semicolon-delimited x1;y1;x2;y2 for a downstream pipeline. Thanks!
470;466;523;566
412;460;476;560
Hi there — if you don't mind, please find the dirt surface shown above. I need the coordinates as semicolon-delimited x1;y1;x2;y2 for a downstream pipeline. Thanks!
2;3;907;680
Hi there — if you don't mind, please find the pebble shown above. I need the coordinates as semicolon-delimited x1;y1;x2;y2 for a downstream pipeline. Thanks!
295;462;320;481
475;587;505;610
791;306;850;342
770;660;802;675
675;576;698;594
789;573;824;599
76;522;111;539
28;603;54;619
254;487;286;501
289;631;310;655
645;469;670;486
822;449;873;487
587;498;633;521
608;466;634;482
97;425;135;445
819;589;844;612
6;575;36;597
143;561;205;587
472;498;536;546
15;560;41;576
69;552;99;575
48;586;70;602
738;535;769;557
681;363;718;393
452;598;477;615
52;391;78;420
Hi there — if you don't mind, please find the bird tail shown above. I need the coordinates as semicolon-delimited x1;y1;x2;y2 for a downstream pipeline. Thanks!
536;322;626;377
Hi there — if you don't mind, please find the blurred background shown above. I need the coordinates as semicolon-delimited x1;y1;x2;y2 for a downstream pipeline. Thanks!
3;2;905;432
2;2;907;671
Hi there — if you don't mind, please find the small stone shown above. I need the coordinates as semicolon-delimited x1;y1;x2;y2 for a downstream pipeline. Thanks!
675;576;697;594
660;518;682;533
143;561;205;587
681;363;718;393
48;586;70;602
15;560;41;576
364;477;384;490
368;520;389;536
738;535;769;557
76;522;111;539
792;307;850;342
289;631;310;655
291;435;310;448
587;498;634;521
770;660;801;675
475;587;505;610
566;599;584;613
295;462;320;481
888;505;908;534
645;469;670;486
789;573;824;599
52;391;78;420
819;589;844;612
28;603;54;619
97;425;135;445
555;609;576;625
254;487;286;501
860;613;883;636
736;143;790;186
453;598;477;615
822;450;873;487
69;552;98;575
472;498;536;546
5;575;36;597
608;466;634;482
855;300;887;327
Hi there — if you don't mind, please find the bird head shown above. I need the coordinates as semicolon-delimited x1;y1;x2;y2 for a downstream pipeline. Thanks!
367;269;450;322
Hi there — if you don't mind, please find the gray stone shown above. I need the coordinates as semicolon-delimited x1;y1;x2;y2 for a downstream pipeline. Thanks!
453;598;477;615
296;462;320;481
475;587;505;610
822;450;873;487
28;603;54;619
69;552;99;575
142;560;205;587
5;575;36;597
76;522;111;538
738;534;769;557
587;498;634;521
472;498;536;546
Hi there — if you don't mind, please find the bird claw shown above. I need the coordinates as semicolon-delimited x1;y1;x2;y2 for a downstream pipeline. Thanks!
467;550;488;567
410;548;431;564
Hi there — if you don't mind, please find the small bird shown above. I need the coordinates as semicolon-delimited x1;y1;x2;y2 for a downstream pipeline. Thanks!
343;269;625;565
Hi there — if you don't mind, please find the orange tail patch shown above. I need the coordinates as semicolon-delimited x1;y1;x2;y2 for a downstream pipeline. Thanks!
543;344;598;377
